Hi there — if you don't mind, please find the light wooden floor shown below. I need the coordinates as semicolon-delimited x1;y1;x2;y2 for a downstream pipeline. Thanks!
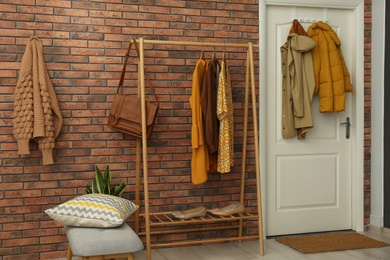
60;227;390;260
132;228;390;260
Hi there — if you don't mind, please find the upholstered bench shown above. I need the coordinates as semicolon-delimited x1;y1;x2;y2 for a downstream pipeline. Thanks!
65;223;143;260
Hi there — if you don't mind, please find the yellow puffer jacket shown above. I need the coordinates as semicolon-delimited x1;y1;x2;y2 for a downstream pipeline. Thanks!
308;22;353;113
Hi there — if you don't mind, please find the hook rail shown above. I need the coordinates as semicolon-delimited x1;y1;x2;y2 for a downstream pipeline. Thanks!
134;39;259;48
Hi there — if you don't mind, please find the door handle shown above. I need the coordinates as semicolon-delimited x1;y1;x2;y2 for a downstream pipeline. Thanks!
340;117;350;139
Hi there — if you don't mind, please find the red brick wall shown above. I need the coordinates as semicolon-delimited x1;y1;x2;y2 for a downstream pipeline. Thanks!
0;1;260;259
0;1;373;259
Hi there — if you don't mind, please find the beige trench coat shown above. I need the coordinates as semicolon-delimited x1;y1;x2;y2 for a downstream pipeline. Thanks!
280;33;316;139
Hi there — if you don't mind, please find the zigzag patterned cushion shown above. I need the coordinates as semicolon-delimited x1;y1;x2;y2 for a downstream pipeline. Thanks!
45;194;138;228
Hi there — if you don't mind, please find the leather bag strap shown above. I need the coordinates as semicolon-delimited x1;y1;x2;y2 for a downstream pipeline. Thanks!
117;39;159;105
117;41;133;90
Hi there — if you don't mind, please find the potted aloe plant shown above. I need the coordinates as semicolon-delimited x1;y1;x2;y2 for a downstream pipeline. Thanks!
85;166;126;197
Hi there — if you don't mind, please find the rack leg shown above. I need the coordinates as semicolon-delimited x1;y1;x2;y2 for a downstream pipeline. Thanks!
139;37;152;260
135;138;141;234
239;50;251;242
249;42;264;256
135;60;142;235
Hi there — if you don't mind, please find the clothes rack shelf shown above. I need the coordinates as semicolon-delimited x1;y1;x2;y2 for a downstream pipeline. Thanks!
139;212;259;227
132;37;263;260
143;236;260;249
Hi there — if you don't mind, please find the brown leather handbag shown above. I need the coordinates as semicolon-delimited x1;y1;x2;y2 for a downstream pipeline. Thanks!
107;39;159;139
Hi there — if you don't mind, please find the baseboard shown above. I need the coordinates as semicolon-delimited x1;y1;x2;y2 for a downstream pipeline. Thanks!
370;214;384;227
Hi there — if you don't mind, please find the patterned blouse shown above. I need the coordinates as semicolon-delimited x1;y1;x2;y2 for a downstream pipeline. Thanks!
216;58;234;173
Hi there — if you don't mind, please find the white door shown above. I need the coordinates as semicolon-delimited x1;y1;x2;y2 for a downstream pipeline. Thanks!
265;6;356;236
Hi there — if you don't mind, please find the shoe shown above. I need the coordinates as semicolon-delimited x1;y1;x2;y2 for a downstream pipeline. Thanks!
172;206;206;219
207;203;242;214
208;203;245;216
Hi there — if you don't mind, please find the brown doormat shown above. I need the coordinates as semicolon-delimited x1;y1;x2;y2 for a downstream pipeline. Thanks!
276;232;390;254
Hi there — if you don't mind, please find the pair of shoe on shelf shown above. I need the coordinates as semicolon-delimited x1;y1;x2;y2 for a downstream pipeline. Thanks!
171;203;245;219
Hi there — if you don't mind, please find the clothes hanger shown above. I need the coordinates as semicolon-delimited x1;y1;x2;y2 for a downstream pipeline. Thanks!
200;42;205;60
212;42;216;60
200;50;205;60
223;41;226;63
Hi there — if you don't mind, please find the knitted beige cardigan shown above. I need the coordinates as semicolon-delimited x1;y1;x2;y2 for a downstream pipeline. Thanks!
13;36;63;165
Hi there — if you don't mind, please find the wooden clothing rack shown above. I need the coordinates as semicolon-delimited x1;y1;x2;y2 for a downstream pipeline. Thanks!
132;38;263;260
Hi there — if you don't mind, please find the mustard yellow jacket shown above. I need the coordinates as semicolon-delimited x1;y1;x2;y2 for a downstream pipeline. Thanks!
190;58;209;184
308;22;354;113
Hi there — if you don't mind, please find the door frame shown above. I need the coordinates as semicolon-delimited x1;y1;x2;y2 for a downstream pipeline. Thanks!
370;0;385;228
384;0;390;228
259;0;365;236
